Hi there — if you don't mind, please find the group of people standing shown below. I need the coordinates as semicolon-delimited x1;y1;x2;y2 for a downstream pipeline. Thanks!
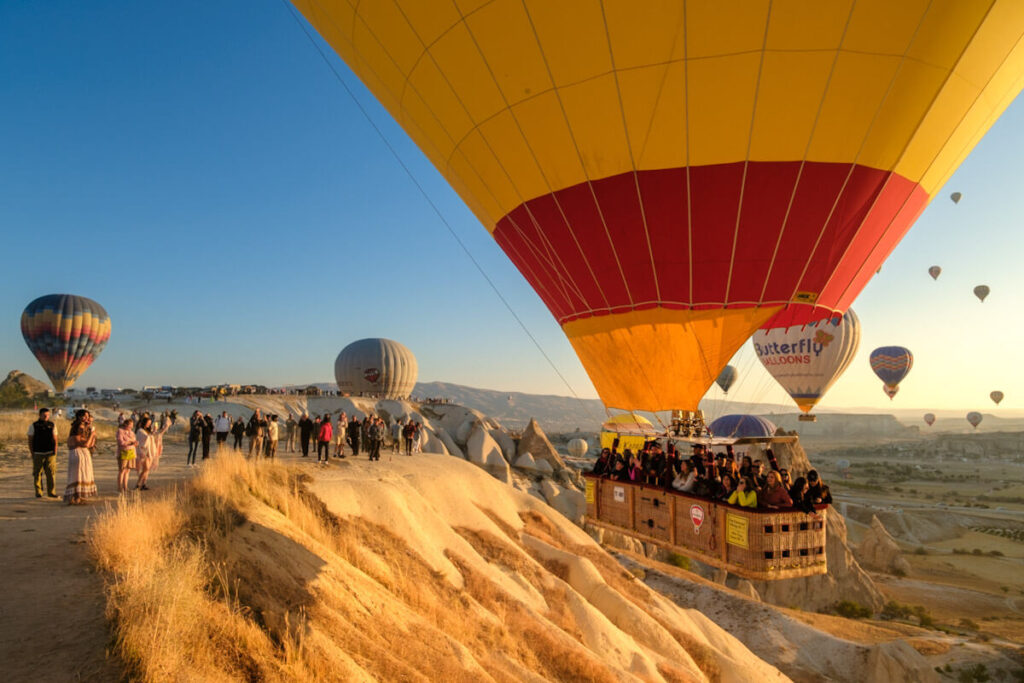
29;406;175;504
286;411;424;463
591;442;832;514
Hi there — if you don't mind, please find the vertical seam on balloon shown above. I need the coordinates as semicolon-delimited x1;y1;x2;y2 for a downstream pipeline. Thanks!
516;0;636;309
454;0;616;315
598;0;661;306
819;0;1001;310
780;0;937;314
755;0;858;310
722;0;773;307
386;0;591;310
683;0;693;308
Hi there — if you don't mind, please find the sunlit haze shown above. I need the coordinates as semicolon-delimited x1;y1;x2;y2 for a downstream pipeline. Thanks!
2;1;1023;414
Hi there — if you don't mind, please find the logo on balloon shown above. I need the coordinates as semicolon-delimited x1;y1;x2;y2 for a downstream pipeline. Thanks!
363;368;380;384
690;504;705;534
814;330;835;347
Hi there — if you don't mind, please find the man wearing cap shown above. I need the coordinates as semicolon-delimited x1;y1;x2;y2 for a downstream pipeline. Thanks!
27;408;59;498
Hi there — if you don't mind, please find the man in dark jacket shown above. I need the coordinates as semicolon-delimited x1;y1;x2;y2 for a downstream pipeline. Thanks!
187;410;202;465
201;413;214;460
27;408;59;498
348;416;361;456
298;413;314;457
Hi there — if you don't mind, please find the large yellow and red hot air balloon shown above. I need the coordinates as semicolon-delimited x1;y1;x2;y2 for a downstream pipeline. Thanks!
292;1;1024;412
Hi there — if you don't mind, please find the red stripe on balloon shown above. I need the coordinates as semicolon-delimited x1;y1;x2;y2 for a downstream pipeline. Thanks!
492;161;927;327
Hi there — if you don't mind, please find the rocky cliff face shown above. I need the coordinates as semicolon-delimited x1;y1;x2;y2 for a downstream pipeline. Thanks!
855;516;912;576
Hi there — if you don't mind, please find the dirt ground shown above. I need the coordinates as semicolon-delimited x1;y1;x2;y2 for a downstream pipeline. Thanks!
0;433;261;682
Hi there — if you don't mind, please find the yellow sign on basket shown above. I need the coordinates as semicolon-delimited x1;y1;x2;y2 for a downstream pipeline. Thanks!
725;513;749;549
585;480;596;505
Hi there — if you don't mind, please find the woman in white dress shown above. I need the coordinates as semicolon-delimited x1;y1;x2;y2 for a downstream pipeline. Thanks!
64;409;98;504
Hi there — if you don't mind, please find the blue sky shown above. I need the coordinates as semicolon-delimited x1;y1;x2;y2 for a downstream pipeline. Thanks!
2;1;1023;413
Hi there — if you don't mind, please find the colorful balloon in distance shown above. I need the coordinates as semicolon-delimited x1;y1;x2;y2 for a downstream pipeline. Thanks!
990;391;1004;405
967;412;983;429
21;294;111;393
928;266;942;280
292;3;1024;412
870;346;913;400
715;365;738;394
974;285;990;302
950;192;963;204
924;413;936;426
753;310;860;415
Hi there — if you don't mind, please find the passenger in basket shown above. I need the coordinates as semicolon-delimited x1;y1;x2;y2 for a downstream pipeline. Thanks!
806;470;833;505
761;471;793;509
727;477;757;508
591;448;612;476
718;474;737;501
627;450;642;482
672;461;697;492
609;459;628;481
789;476;814;514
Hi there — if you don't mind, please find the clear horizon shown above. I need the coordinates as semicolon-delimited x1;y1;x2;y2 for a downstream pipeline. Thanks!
3;1;1023;414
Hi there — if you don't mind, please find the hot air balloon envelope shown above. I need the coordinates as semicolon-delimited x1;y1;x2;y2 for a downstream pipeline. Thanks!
715;365;738;394
974;285;990;302
567;438;588;458
990;391;1004;405
870;346;913;390
967;412;983;428
928;266;942;280
334;339;417;399
21;294;111;393
951;192;963;204
924;413;936;426
708;414;777;439
754;311;860;414
293;2;1024;412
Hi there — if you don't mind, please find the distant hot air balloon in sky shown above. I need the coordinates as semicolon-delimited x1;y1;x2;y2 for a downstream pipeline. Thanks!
21;294;111;393
974;285;990;302
715;365;738;394
950;192;963;204
754;310;860;415
334;338;417;399
967;411;983;429
567;438;588;458
924;413;936;426
870;346;913;400
990;391;1004;405
928;266;942;280
293;2;1024;413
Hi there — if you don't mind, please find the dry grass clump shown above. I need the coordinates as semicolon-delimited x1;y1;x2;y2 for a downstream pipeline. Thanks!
88;454;678;682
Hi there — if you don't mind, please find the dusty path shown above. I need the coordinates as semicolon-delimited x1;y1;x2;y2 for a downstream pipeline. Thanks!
0;439;197;682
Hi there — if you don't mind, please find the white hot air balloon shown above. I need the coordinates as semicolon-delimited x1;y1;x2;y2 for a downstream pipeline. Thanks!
334;338;418;399
567;438;588;458
753;310;860;420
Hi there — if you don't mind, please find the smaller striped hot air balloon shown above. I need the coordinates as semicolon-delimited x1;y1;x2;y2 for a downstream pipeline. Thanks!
950;192;963;204
928;266;942;280
924;413;936;426
21;294;111;393
967;412;983;429
990;391;1004;405
870;346;913;400
715;365;738;394
974;285;990;302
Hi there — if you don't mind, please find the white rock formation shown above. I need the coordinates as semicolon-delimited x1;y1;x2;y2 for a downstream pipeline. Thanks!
855;516;913;576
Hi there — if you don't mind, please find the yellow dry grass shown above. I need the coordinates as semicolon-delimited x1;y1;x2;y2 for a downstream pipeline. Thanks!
88;454;674;682
0;410;117;444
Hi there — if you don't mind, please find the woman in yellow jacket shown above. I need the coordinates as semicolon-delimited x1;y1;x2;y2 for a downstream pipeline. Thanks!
727;477;758;509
